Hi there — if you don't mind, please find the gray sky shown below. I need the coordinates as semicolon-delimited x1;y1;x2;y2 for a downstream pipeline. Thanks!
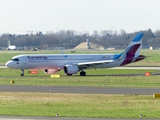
0;0;160;34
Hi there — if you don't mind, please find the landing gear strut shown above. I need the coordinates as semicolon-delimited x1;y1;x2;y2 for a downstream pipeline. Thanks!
80;71;86;76
21;69;24;76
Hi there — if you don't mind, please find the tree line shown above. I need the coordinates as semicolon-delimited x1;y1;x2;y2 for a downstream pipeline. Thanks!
0;28;160;49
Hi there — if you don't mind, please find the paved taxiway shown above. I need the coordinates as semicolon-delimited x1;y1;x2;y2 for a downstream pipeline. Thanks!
0;116;159;120
1;116;159;120
0;85;160;95
112;66;160;69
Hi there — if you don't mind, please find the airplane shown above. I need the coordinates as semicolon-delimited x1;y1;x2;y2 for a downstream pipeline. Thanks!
5;32;145;76
8;40;17;50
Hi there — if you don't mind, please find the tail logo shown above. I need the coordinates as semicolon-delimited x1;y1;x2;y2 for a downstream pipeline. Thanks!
121;44;141;66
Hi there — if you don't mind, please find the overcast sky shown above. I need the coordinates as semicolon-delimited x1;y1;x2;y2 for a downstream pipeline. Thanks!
0;0;160;34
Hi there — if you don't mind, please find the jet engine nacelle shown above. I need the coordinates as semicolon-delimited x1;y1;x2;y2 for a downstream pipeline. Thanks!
44;69;59;74
64;65;79;74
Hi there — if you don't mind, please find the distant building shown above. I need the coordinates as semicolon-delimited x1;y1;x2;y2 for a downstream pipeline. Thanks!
107;47;115;50
74;39;104;50
7;40;17;50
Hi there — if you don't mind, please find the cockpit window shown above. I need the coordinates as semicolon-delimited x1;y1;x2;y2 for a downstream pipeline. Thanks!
11;58;19;61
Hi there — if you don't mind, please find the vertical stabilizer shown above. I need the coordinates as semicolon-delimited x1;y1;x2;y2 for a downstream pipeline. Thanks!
120;32;143;66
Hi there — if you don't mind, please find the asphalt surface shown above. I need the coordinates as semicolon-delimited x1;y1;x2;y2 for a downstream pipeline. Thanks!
111;66;160;69
0;85;160;95
0;116;159;120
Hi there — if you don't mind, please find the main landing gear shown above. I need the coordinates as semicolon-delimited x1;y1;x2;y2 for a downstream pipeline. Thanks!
21;69;24;76
67;74;72;76
80;71;86;76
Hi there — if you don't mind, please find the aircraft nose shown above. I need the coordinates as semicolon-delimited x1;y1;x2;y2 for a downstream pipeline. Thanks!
5;61;13;68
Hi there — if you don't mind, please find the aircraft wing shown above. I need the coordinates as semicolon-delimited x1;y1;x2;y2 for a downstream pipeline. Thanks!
77;60;114;69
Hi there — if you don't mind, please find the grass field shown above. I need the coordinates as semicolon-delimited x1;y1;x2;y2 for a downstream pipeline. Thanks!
1;68;160;87
1;49;160;118
0;92;159;118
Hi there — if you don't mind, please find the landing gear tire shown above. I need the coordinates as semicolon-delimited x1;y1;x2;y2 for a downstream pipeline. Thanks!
67;74;72;76
21;69;24;76
80;71;86;76
21;73;24;76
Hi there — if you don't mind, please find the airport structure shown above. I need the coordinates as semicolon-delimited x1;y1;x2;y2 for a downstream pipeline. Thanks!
74;39;104;50
8;40;17;50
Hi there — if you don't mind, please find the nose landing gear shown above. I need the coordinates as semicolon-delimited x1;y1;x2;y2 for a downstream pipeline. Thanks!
21;69;24;76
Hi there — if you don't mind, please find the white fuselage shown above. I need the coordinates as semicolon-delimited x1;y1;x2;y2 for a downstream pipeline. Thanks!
6;54;123;70
5;32;145;76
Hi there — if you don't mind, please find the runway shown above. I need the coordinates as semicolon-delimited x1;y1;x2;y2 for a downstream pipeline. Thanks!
111;66;160;69
0;115;159;120
0;85;160;95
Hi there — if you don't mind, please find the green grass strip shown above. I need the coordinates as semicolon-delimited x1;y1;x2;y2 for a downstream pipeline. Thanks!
1;68;160;87
0;92;158;118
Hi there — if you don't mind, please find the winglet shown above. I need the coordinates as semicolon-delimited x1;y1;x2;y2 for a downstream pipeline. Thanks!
132;32;143;42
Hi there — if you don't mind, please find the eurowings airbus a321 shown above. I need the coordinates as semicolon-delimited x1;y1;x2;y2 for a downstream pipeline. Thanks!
5;32;145;76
